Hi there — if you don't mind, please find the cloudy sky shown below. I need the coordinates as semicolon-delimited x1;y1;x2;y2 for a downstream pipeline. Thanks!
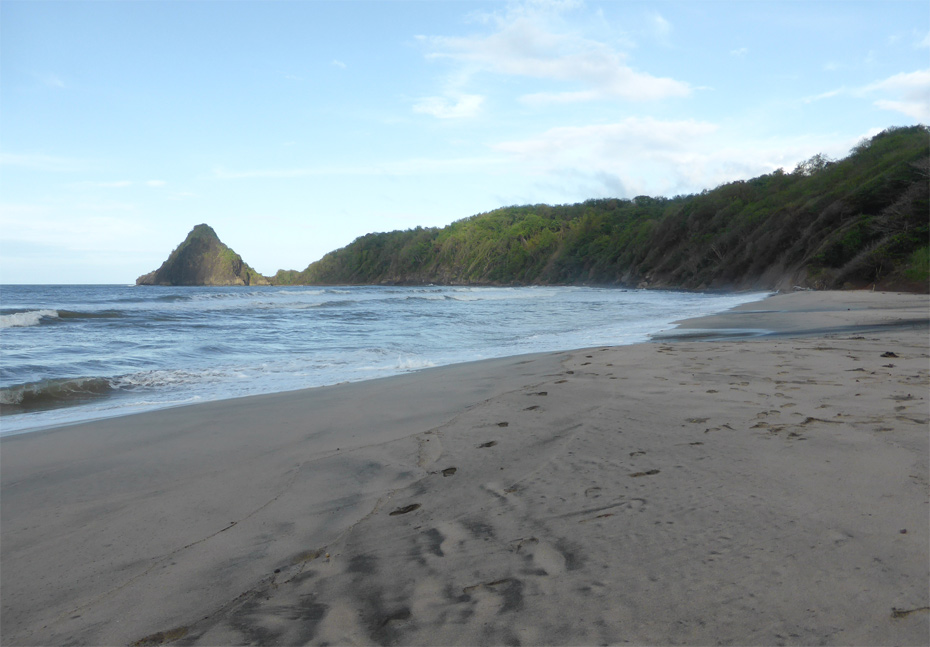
2;0;928;284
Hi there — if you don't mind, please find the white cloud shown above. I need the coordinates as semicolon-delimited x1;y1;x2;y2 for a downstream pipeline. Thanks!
649;12;672;45
331;59;347;69
730;47;749;58
802;69;929;121
492;117;719;195
419;2;690;107
0;152;90;172
213;155;503;180
918;31;930;48
489;117;862;198
804;87;845;103
0;205;146;253
861;69;930;121
66;179;167;189
39;73;65;89
413;93;485;119
494;117;717;157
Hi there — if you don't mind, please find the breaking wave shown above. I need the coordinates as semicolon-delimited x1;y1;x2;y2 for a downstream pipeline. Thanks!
0;310;59;328
0;376;115;413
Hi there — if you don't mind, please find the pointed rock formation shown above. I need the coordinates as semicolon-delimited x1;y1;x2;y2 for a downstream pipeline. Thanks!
136;224;270;286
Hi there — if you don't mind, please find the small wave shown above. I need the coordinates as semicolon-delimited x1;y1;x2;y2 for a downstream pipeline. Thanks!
0;376;115;412
403;295;449;302
58;310;124;320
395;356;437;370
0;310;59;328
0;366;241;414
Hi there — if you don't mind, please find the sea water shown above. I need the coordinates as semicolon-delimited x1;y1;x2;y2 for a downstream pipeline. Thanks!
0;285;769;435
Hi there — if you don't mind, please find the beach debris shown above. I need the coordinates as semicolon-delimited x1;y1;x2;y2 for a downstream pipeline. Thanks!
891;606;929;618
463;578;515;594
478;441;497;448
496;421;509;427
290;548;324;565
579;513;615;523
881;351;899;358
131;626;189;647
441;467;457;477
510;537;538;553
630;469;660;477
389;504;421;516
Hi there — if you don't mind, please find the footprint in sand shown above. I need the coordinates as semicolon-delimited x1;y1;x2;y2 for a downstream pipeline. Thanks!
442;467;457;477
530;542;567;575
389;504;421;516
417;433;442;467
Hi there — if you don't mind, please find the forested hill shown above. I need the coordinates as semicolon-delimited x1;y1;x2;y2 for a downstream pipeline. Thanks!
274;126;929;292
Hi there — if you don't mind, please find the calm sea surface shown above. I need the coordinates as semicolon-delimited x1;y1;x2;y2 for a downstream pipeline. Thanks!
0;285;769;434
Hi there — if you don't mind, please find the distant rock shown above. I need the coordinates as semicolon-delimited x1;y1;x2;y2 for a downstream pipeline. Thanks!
136;224;270;286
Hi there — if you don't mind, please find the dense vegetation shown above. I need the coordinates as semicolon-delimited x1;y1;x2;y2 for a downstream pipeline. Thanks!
274;125;928;292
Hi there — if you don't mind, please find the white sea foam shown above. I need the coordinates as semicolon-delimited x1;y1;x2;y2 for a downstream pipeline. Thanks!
394;356;437;370
0;310;59;329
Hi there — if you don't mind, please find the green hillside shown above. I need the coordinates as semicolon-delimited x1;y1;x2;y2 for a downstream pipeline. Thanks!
274;126;929;291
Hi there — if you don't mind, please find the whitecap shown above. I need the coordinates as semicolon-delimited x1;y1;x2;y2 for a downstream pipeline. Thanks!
0;310;59;329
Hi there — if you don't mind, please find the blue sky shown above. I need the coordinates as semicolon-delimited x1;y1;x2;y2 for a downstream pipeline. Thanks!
1;0;928;284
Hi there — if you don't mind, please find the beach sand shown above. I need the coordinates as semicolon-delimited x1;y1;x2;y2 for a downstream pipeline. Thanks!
1;290;927;646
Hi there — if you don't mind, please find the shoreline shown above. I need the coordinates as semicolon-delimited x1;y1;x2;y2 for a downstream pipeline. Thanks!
0;286;771;437
1;290;927;645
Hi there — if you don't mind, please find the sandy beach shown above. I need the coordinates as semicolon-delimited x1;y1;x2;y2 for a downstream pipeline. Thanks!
1;290;927;646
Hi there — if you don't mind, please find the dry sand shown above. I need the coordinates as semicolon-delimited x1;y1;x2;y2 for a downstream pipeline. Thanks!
1;290;927;646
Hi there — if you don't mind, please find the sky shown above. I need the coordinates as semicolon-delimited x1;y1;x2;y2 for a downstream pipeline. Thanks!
1;0;928;284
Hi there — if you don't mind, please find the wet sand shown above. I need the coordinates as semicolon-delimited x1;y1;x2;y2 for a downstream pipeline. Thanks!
1;290;927;646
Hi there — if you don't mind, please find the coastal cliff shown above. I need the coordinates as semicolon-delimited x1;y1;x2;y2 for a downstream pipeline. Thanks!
136;224;269;286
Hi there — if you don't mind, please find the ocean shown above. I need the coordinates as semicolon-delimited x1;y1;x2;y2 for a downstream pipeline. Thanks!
0;284;769;435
